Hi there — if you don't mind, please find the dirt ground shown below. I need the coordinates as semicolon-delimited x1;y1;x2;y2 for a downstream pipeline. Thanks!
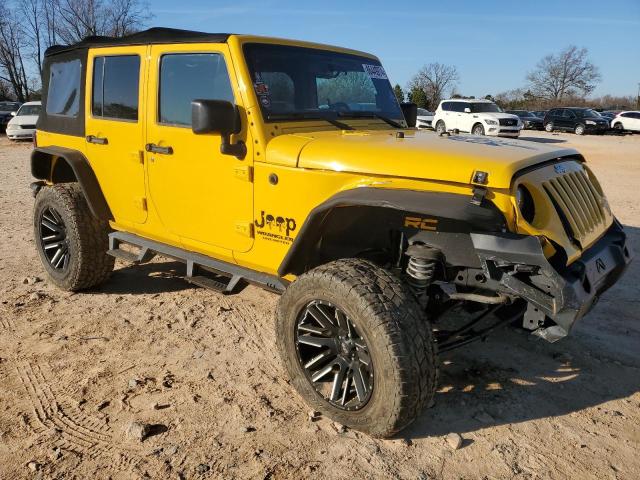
0;130;639;480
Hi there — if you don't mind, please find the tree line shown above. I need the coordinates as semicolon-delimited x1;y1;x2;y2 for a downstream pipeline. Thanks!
394;45;638;112
0;0;151;102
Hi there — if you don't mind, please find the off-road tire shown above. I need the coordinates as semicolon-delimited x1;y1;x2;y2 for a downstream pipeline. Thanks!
472;123;485;136
276;258;437;438
435;120;446;135
545;122;554;132
34;183;114;291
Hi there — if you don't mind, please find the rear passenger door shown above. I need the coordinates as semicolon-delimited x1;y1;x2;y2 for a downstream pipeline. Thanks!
85;47;148;224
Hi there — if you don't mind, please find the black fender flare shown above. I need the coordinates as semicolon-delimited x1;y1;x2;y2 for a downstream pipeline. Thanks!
31;146;113;221
278;187;506;276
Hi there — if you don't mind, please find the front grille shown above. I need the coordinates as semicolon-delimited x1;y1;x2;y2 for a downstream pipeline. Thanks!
499;118;517;126
543;170;608;246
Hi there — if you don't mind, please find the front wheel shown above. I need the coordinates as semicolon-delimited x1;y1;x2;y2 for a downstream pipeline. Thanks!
545;122;554;132
575;124;586;135
472;123;485;136
435;120;446;135
613;122;624;132
276;259;437;438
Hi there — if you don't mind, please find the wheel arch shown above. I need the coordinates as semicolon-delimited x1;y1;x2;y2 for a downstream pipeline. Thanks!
277;187;507;277
31;146;113;221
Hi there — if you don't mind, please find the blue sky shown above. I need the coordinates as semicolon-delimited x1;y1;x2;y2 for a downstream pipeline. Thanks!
149;0;640;98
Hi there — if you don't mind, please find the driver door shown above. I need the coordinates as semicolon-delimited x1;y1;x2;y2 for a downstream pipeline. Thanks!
145;44;254;254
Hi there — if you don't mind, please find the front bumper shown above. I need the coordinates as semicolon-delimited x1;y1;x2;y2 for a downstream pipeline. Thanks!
470;221;632;340
6;127;35;139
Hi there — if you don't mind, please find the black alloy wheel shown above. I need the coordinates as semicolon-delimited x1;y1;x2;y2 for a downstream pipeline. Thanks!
38;206;70;271
295;300;374;410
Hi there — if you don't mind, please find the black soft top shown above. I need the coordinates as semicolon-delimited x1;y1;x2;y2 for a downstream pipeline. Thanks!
45;27;232;57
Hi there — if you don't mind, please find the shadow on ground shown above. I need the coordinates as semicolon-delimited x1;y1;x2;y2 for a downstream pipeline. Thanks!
520;136;566;144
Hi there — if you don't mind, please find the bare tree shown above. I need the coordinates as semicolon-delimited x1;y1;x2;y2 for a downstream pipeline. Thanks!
526;46;601;101
407;63;459;110
18;0;45;74
0;5;31;102
54;0;151;43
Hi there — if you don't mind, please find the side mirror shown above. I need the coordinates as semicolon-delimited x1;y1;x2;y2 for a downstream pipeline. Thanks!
400;102;417;128
191;99;245;159
464;107;471;113
10;111;16;116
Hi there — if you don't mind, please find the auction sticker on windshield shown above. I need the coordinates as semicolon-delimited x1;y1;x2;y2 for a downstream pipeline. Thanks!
363;64;388;79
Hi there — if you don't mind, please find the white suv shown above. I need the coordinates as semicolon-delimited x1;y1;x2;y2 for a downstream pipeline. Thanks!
611;111;640;133
432;99;522;137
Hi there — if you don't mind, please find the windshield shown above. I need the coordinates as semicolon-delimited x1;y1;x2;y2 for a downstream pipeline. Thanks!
243;43;404;125
17;105;41;116
417;108;433;116
576;109;601;118
470;103;502;113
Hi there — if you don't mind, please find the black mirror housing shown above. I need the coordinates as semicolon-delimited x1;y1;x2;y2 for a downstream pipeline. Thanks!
191;99;241;135
191;99;245;159
400;102;417;128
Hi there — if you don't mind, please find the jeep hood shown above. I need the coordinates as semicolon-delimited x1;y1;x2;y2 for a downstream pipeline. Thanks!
266;130;581;189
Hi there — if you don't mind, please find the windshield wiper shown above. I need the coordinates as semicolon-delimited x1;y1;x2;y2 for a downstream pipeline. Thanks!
266;112;354;130
336;111;405;129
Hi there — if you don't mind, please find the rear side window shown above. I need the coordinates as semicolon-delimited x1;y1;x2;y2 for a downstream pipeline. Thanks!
92;55;140;121
46;59;81;117
441;102;452;111
450;102;466;113
159;53;234;126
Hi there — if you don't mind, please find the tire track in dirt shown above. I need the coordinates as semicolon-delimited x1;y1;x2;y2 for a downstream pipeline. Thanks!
15;360;151;473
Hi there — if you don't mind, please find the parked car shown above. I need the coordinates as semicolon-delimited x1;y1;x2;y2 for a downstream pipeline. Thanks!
611;111;640;133
433;99;522;137
0;101;22;130
415;108;434;129
543;107;609;135
31;27;632;439
597;111;616;126
532;110;547;118
507;110;544;130
5;101;41;140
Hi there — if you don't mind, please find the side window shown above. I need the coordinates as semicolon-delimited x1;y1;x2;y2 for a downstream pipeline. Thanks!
46;59;81;117
92;55;140;121
159;53;234;126
441;102;452;111
565;110;576;119
452;102;466;113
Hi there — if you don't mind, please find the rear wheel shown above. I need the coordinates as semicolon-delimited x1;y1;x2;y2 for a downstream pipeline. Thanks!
575;124;585;135
545;122;554;132
435;120;446;134
34;184;114;291
472;123;485;136
276;258;437;438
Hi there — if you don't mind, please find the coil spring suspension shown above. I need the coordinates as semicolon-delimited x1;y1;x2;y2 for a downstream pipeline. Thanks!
405;245;441;297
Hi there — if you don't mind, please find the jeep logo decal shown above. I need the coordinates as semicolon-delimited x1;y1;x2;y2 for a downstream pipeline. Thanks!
404;216;438;231
255;211;297;236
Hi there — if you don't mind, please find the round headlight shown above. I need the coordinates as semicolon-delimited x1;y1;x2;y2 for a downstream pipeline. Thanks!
516;185;535;223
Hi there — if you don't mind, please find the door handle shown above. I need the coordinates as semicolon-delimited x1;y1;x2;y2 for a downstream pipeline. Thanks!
86;135;108;145
145;143;173;155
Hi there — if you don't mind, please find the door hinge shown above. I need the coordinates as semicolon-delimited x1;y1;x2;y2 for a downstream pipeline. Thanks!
235;221;254;238
131;150;144;164
234;165;253;182
135;197;148;211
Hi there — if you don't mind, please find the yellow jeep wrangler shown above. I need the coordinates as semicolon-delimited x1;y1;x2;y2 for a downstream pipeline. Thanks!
31;27;632;437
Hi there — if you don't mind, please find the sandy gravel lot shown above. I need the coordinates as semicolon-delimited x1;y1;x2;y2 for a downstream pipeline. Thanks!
0;131;639;479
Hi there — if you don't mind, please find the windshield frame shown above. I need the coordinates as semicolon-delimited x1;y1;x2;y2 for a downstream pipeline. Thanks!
242;42;405;126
